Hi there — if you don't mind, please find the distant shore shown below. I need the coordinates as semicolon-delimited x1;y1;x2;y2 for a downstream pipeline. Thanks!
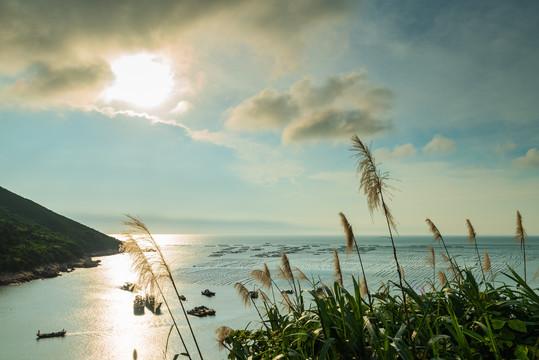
0;249;120;286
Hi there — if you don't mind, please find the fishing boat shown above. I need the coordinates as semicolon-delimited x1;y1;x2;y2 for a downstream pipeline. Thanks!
36;330;66;339
145;294;162;314
201;289;215;297
120;282;135;292
187;305;216;317
133;295;145;315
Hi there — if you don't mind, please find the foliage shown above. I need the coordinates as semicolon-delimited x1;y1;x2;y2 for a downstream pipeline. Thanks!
220;135;537;360
0;186;120;264
223;262;538;360
0;210;83;272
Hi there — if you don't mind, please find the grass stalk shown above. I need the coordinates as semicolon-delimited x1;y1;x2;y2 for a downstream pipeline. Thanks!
515;210;527;282
350;134;415;355
466;219;485;283
339;211;372;308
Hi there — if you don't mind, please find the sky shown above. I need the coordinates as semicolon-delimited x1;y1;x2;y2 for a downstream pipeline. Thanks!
0;0;538;236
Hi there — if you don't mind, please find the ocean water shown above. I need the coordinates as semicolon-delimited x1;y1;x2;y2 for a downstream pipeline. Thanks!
0;234;537;360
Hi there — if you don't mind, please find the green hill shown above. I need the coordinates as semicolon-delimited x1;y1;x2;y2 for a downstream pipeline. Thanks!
0;186;120;272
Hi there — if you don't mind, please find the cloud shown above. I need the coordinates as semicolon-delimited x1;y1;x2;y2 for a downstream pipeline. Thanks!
375;143;417;159
0;0;353;108
170;101;192;115
94;107;190;130
190;130;304;185
226;71;393;143
422;135;456;155
4;61;113;107
226;89;299;131
513;148;539;168
282;108;390;143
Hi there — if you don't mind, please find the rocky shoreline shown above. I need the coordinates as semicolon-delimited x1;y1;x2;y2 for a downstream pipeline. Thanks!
0;249;120;286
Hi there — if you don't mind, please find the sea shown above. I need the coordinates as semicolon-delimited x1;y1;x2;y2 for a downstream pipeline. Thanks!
1;234;537;360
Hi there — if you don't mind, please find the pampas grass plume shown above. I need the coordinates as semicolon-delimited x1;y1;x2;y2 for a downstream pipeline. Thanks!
360;277;367;297
438;270;447;287
333;248;343;286
234;282;251;307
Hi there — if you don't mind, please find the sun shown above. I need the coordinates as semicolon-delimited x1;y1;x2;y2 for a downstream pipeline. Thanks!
104;53;174;108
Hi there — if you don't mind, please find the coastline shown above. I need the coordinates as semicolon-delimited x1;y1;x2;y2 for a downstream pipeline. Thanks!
0;248;120;286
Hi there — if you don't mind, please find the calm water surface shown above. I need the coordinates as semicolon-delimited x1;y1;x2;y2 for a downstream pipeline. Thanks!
1;235;537;359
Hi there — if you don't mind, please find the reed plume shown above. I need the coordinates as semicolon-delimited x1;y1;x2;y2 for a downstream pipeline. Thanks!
515;210;527;282
466;219;485;283
122;215;203;360
360;276;368;297
294;267;309;281
333;248;343;287
351;134;412;349
339;212;371;306
438;270;447;287
437;252;459;282
251;269;271;289
483;251;492;280
252;266;276;303
281;290;293;311
280;252;297;295
234;282;252;307
426;246;436;285
258;289;271;303
235;282;267;326
215;326;233;350
425;218;457;275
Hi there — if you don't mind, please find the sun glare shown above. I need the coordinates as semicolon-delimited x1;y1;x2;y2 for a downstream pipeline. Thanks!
104;53;174;108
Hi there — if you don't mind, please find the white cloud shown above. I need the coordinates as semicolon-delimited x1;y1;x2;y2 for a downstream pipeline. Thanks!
513;148;539;168
226;71;393;143
170;101;192;115
374;143;417;160
422;135;456;155
94;107;190;129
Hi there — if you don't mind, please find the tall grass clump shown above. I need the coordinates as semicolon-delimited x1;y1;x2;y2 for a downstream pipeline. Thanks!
121;215;203;360
222;251;538;359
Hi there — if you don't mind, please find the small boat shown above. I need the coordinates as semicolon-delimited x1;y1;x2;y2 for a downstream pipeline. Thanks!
201;289;215;297
133;295;145;315
187;306;216;317
37;330;66;339
145;294;162;314
249;291;258;299
120;282;135;292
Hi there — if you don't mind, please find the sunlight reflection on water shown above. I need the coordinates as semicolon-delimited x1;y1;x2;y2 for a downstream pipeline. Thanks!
0;234;537;359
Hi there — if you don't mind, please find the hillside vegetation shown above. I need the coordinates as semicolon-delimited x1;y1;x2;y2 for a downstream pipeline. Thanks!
0;186;120;272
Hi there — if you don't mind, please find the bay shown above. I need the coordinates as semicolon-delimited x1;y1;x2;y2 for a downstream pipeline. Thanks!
1;235;537;359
